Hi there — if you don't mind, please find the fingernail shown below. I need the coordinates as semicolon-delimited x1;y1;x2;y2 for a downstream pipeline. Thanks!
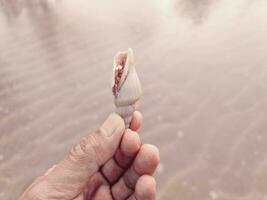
100;113;124;137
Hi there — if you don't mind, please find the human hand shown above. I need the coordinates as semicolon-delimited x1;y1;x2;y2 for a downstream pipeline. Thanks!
20;112;160;200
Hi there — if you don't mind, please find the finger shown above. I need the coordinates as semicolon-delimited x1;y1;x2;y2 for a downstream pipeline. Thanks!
26;113;125;200
111;144;160;199
134;175;156;200
100;111;143;184
127;195;137;200
92;185;113;200
84;172;108;199
101;129;141;184
129;111;143;131
118;129;141;161
111;177;134;200
123;144;159;189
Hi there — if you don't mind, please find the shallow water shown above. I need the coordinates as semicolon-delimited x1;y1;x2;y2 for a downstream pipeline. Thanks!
0;0;267;199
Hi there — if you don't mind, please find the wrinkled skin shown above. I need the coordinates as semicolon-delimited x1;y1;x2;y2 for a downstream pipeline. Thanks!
20;112;160;200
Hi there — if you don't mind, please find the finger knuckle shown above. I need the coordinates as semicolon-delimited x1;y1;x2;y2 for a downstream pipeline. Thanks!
68;130;103;166
68;136;89;164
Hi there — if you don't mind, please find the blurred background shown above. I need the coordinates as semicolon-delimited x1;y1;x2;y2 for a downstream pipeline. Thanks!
0;0;267;199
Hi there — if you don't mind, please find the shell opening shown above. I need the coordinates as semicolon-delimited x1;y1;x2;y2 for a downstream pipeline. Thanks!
112;52;129;97
117;52;127;68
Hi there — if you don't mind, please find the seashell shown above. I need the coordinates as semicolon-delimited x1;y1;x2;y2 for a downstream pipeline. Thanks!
112;48;142;128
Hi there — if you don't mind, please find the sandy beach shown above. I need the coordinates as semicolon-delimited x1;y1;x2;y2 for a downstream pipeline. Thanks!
0;0;267;199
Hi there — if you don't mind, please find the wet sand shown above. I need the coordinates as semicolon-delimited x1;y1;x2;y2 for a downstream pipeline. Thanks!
0;0;267;199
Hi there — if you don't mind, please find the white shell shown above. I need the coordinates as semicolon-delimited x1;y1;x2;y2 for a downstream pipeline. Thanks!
112;48;142;127
115;104;136;128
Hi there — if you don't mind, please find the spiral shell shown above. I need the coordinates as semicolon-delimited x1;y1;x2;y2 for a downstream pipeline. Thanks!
112;48;142;127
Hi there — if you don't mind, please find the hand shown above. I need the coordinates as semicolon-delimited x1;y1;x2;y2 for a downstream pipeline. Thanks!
20;112;160;200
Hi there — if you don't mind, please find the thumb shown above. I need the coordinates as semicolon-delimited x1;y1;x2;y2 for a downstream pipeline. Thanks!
62;112;125;173
23;113;125;200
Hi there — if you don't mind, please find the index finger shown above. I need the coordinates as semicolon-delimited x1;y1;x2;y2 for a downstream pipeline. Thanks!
129;111;143;131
